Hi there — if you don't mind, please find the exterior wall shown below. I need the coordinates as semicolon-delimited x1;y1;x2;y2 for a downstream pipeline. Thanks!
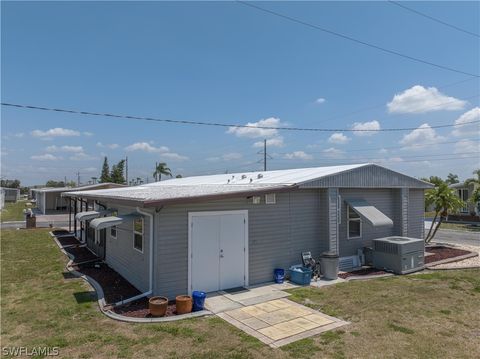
102;205;152;293
408;189;425;239
0;189;5;210
154;189;326;299
338;188;399;257
4;188;20;202
44;192;68;212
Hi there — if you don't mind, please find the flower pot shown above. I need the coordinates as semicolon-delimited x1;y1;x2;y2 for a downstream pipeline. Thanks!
149;296;168;317
175;295;193;315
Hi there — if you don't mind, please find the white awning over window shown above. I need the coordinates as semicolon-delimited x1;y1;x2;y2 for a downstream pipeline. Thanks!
75;210;111;221
90;213;141;230
345;199;393;227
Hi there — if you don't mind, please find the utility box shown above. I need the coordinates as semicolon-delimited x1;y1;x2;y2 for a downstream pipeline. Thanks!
372;237;424;274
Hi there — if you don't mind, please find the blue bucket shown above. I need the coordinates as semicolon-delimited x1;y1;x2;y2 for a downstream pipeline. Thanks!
192;291;206;311
274;268;285;283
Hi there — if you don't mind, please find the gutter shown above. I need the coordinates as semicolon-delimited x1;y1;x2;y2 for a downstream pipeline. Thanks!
113;207;154;306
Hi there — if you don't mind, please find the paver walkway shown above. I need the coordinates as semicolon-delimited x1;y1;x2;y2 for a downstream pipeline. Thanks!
217;298;348;347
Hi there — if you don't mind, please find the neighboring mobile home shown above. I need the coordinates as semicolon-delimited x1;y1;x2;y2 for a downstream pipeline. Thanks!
1;187;20;203
448;182;480;222
64;163;432;300
33;183;125;214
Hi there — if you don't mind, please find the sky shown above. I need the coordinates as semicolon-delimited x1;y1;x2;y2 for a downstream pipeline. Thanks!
1;1;479;186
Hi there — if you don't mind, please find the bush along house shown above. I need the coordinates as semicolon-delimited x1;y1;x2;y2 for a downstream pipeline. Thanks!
63;163;432;300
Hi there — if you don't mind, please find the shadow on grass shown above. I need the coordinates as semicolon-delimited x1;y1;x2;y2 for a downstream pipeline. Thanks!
74;291;97;304
62;272;76;280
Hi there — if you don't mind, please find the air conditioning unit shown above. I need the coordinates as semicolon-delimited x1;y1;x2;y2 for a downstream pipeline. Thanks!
372;236;424;274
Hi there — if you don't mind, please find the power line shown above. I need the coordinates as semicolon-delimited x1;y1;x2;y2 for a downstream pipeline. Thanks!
388;1;480;38
2;102;479;133
236;1;479;77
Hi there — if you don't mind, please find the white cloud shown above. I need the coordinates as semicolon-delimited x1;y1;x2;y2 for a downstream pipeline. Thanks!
30;153;62;161
315;98;326;104
452;107;480;137
97;142;119;149
454;139;480;155
400;123;445;148
82;167;98;173
322;147;345;159
69;152;97;161
253;136;284;148
83;131;94;137
283;151;313;160
227;117;282;139
46;145;84;153
31;128;81;139
328;132;350;144
125;142;188;161
13;133;24;138
351;120;380;136
387;85;466;114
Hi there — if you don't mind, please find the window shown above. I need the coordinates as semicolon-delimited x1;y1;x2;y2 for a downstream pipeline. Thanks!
252;196;261;204
265;193;276;204
347;206;362;239
133;218;144;253
458;189;469;213
110;226;117;239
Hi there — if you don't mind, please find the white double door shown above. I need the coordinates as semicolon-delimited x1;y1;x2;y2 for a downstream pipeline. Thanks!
190;211;248;293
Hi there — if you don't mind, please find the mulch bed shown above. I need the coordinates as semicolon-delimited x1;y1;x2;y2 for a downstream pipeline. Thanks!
425;246;472;264
64;246;99;264
72;262;141;304
338;267;388;279
112;297;179;318
56;236;81;247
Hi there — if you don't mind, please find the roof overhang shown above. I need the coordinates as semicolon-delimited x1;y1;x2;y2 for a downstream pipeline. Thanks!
90;213;141;230
75;210;112;221
345;199;393;227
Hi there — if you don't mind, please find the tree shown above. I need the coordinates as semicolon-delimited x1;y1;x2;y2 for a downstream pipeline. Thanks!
0;179;20;188
110;159;126;184
45;180;66;187
100;157;111;183
175;174;183;178
446;173;459;185
464;169;480;186
153;162;172;181
424;182;465;243
420;176;444;187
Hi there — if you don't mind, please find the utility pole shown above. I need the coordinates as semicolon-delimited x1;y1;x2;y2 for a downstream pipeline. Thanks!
76;171;80;186
257;138;272;171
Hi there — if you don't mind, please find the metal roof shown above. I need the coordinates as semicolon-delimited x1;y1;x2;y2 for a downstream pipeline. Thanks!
344;199;394;227
63;163;431;207
75;210;111;221
90;213;141;230
33;183;126;194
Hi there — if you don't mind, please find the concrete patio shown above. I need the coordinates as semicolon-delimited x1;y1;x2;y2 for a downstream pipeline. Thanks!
205;282;349;348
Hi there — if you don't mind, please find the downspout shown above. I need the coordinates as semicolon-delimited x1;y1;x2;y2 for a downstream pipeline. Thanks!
113;207;154;306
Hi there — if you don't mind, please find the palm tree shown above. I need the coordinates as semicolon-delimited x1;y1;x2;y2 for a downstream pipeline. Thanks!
425;182;465;243
153;162;172;182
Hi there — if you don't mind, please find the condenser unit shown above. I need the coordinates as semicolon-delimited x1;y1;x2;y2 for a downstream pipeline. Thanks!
372;236;424;274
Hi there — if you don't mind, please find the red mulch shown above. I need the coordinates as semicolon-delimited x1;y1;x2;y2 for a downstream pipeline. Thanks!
112;297;179;318
72;262;141;304
425;246;472;264
56;236;81;247
338;268;388;279
64;246;99;264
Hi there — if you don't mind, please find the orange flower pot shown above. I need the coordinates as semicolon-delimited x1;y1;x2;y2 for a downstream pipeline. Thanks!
149;296;168;317
175;295;193;315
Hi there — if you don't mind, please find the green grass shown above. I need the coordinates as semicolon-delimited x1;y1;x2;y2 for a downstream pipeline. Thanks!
2;229;480;358
0;200;28;222
439;222;480;232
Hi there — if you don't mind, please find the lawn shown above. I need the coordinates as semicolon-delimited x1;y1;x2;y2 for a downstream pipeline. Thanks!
0;200;28;222
1;229;479;358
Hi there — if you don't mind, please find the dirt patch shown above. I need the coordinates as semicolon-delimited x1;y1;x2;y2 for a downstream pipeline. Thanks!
425;246;472;264
112;297;179;318
64;245;99;264
338;268;388;279
56;235;81;247
72;262;141;304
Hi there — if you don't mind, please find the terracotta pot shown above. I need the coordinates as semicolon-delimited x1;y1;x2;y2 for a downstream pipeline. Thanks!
149;296;168;317
175;295;193;315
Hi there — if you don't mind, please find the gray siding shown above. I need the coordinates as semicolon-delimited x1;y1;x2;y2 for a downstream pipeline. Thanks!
104;205;152;292
300;164;431;189
338;189;399;256
154;189;325;299
408;189;425;239
327;188;339;254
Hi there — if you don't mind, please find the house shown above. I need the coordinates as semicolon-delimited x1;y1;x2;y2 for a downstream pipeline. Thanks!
1;187;20;203
64;163;432;300
32;183;126;214
448;182;479;222
0;188;5;210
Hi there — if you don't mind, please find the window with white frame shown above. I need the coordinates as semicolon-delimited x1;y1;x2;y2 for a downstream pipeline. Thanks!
347;206;362;239
133;218;144;253
458;189;469;213
265;193;276;204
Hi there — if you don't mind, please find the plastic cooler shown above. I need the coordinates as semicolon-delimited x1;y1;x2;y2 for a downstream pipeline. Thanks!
289;265;312;285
